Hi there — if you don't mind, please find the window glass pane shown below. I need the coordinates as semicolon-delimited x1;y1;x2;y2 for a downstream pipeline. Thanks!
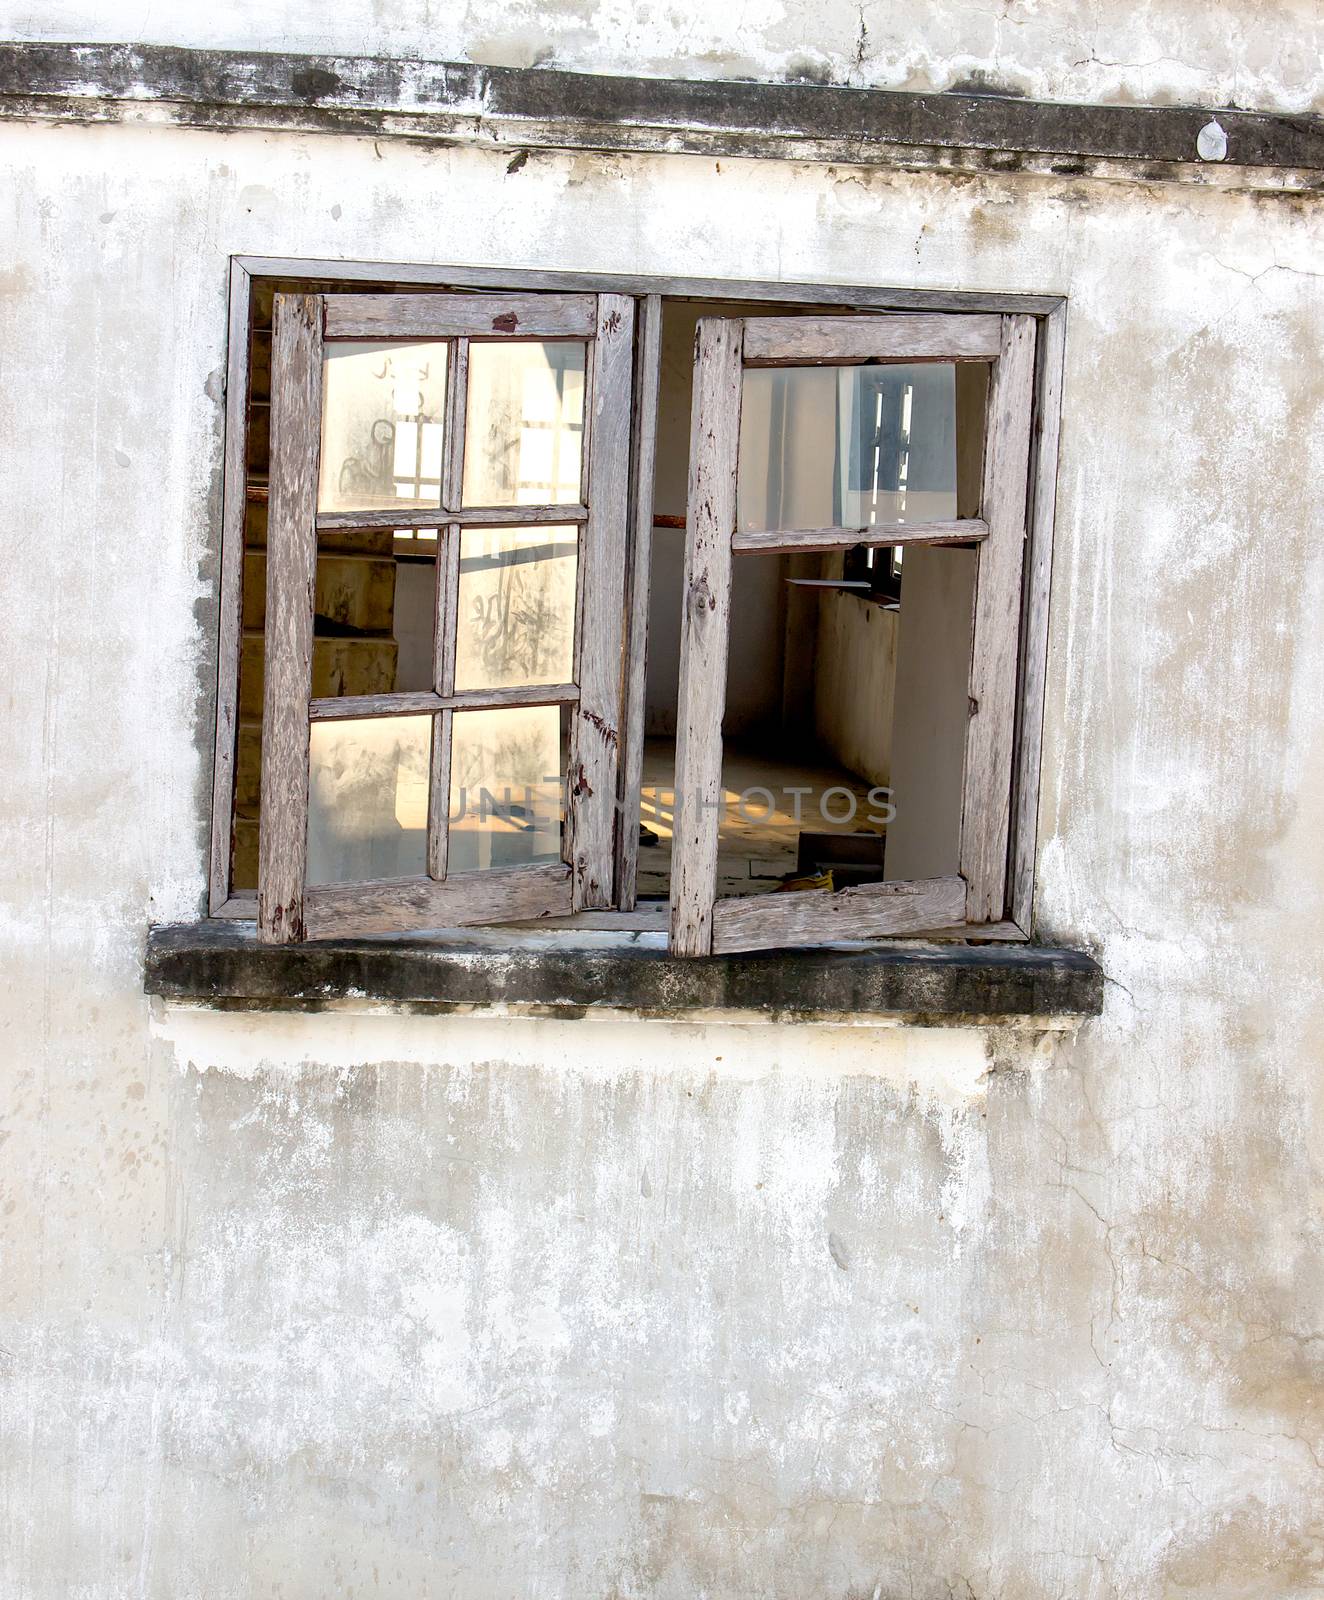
449;705;564;873
462;343;585;506
312;528;437;698
318;341;447;513
454;525;578;692
306;715;431;886
737;363;960;532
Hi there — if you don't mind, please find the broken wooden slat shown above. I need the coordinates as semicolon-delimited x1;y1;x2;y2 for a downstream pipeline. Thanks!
302;863;573;939
710;875;967;955
960;314;1038;922
257;293;323;944
567;294;635;910
669;317;744;957
322;292;598;340
732;518;989;553
615;293;664;910
742;312;1003;365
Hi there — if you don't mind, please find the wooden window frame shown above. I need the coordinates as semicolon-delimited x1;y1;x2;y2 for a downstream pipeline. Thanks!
669;311;1038;956
256;287;633;942
208;258;1065;947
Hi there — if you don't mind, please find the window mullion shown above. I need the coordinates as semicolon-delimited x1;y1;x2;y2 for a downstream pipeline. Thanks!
442;337;468;515
427;521;461;880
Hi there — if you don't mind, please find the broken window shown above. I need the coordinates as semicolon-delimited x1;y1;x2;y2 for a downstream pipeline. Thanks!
212;270;1048;955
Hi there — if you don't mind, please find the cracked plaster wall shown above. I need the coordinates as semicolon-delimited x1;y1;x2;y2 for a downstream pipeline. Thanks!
2;0;1324;115
0;79;1322;1600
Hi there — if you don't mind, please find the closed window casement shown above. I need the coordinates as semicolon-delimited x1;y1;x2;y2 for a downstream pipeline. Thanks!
210;263;1061;957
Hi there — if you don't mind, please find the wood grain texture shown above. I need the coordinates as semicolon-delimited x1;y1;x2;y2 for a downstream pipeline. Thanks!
668;318;744;957
497;906;1020;940
445;502;590;526
240;255;1062;315
309;682;579;720
733;518;988;553
1010;303;1066;936
257;293;323;944
577;332;595;508
310;691;445;720
711;876;967;954
960;314;1038;923
917;917;1030;943
314;506;443;531
742;312;1002;364
426;709;452;880
211;898;1028;940
211;892;258;918
427;522;460;879
208;258;253;913
443;337;468;513
323;292;597;340
436;522;461;697
615;293;664;910
455;682;580;711
568;294;635;911
302;863;573;939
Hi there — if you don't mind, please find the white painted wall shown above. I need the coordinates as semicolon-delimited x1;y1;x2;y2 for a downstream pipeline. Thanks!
812;591;897;788
2;32;1323;1599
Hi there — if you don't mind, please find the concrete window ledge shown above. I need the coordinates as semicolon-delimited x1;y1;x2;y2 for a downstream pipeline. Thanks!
145;922;1104;1025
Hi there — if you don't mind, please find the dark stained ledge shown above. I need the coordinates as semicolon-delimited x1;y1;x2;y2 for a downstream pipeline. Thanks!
145;921;1103;1023
0;42;1320;188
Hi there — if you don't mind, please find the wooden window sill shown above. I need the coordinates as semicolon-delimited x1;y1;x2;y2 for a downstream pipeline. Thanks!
145;922;1103;1025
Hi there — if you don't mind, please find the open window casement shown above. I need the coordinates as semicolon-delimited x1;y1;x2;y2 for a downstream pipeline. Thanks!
257;290;634;942
669;312;1038;957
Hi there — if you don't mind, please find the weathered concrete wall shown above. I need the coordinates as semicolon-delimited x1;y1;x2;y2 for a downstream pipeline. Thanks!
1;38;1323;1599
3;0;1322;113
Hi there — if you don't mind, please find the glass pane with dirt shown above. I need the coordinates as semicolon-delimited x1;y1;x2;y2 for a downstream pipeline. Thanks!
447;704;567;874
462;342;585;507
453;525;578;692
305;713;431;886
318;340;448;514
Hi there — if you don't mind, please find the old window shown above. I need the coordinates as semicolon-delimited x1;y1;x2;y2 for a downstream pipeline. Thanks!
256;290;631;940
668;312;1035;955
210;264;1059;958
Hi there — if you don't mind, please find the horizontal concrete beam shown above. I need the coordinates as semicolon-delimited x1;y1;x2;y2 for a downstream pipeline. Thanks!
1;42;1321;189
144;921;1104;1023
